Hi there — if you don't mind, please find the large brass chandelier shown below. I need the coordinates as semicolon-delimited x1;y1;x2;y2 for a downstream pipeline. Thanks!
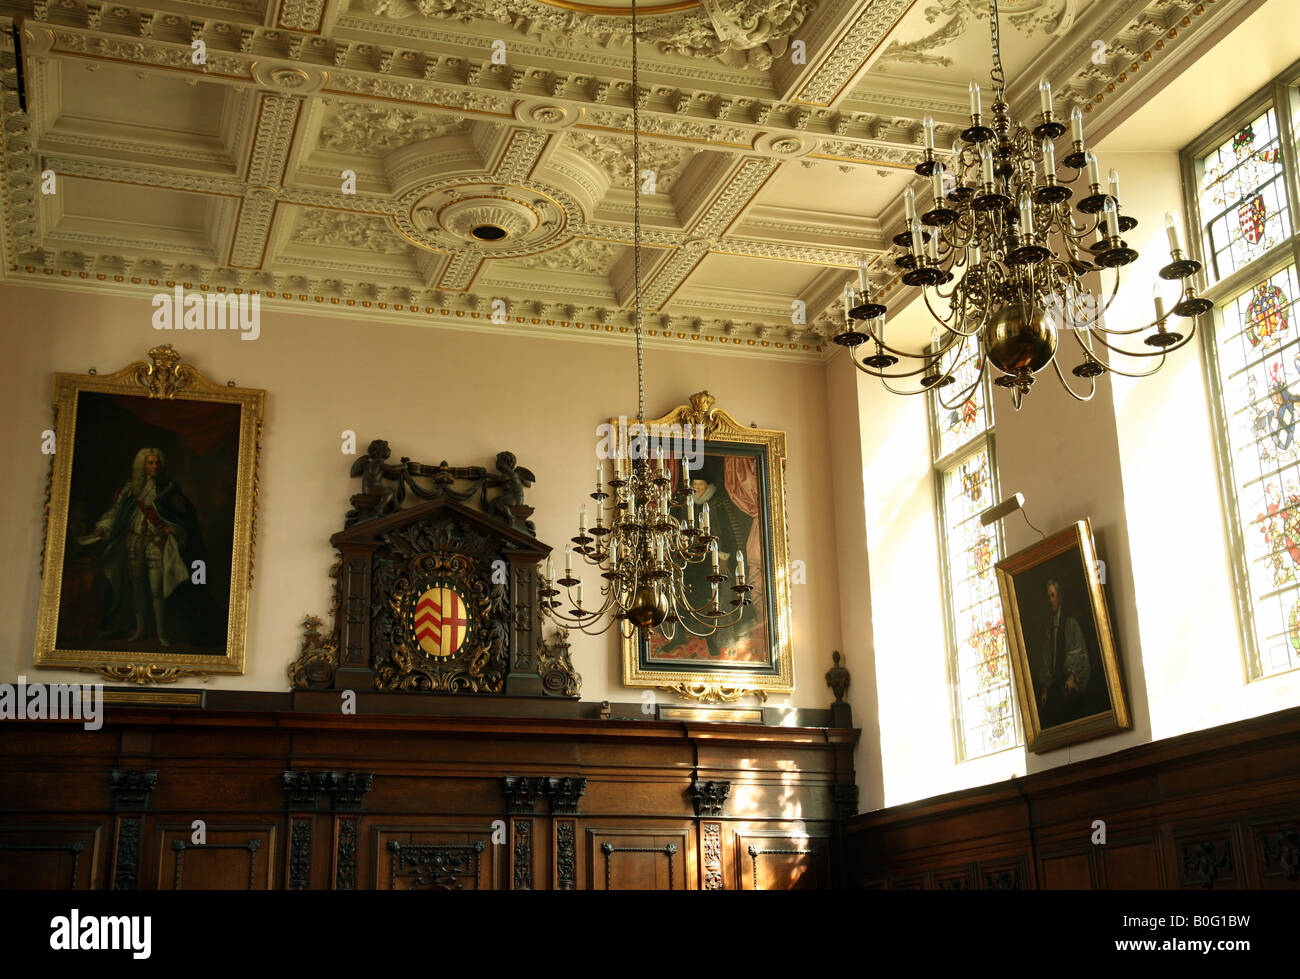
540;0;753;638
835;0;1210;409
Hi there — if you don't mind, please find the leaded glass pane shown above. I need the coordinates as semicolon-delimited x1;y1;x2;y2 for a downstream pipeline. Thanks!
941;445;1018;757
934;340;991;460
1197;108;1290;280
1217;265;1300;676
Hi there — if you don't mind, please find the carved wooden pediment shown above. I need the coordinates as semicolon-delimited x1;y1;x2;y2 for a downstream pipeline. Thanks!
289;446;579;700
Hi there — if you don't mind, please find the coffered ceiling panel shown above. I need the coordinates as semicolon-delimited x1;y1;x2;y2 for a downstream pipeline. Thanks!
0;0;1260;357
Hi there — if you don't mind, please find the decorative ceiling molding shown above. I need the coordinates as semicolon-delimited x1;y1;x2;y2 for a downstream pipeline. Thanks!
355;0;814;70
0;0;1260;359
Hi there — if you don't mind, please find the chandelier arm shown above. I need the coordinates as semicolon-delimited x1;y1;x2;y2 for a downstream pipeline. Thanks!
936;349;988;412
849;350;955;381
880;375;946;396
921;286;964;328
1050;357;1098;402
1084;328;1177;367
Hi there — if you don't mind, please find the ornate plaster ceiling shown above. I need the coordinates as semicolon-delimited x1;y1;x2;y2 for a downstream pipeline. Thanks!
0;0;1254;357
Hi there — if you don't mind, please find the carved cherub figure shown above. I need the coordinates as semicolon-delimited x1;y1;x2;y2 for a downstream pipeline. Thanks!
485;450;536;532
349;439;406;516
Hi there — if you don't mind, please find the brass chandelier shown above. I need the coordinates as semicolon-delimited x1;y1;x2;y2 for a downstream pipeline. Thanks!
540;0;753;638
835;0;1210;409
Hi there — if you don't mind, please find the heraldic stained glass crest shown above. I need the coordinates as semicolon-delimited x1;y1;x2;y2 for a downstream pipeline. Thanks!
1217;263;1300;677
1198;111;1290;277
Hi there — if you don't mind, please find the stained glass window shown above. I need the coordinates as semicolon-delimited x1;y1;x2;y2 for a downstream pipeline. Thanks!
930;356;1019;760
1214;265;1300;676
935;342;990;460
1196;110;1290;280
1188;71;1300;682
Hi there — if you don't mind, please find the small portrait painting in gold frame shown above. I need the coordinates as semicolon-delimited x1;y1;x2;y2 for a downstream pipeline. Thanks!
34;345;264;684
995;519;1131;753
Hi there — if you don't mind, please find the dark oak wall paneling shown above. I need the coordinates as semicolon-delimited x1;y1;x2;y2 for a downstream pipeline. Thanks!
0;705;859;891
848;706;1300;890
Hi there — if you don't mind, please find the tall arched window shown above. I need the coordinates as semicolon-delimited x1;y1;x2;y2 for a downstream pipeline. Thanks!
930;345;1021;759
1183;63;1300;679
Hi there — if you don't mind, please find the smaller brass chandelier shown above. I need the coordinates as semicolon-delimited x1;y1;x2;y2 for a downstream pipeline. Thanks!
540;0;753;639
834;0;1210;409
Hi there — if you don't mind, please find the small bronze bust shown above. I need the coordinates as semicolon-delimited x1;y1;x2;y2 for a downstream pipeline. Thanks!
825;650;850;704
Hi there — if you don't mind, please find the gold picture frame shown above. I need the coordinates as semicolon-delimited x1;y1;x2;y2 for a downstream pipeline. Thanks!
618;392;794;703
995;518;1131;753
34;345;264;683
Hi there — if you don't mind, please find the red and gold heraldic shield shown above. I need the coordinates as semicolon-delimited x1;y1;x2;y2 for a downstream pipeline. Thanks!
413;586;470;659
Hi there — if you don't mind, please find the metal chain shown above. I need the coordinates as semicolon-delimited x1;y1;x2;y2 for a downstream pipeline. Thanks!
631;0;645;424
988;0;1006;98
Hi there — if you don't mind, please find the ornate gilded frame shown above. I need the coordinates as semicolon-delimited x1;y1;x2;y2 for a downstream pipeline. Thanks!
619;392;794;703
995;519;1131;753
34;345;265;683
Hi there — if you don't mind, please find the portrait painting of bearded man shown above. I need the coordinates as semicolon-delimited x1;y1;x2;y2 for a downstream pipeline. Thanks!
54;390;242;655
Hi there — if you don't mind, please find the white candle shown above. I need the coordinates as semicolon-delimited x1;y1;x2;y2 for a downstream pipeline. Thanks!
575;580;583;606
1153;283;1166;321
904;186;916;223
710;539;719;571
655;538;664;564
971;243;982;266
844;285;855;319
1085;151;1101;188
1019;194;1034;236
687;495;695;526
736;550;745;583
969;81;982;117
857;257;870;293
1164;211;1181;254
564;546;573;575
1107;168;1120;204
930;164;944;205
597;460;604;489
951;140;962;167
925;228;939;261
608;537;617;566
910;219;924;258
930;326;940;355
922;114;935;151
1070;105;1084;144
1042;138;1056;179
546;557;554;581
578;504;587;533
1039;78;1052;115
1102;196;1118;237
980;143;994;185
701;503;710;533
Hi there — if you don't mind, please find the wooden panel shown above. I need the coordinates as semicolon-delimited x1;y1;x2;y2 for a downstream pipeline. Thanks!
371;824;501;890
735;832;830;890
1040;850;1094;890
0;825;102;889
0;707;856;890
1101;839;1164;889
1250;818;1300;889
587;827;694;890
154;824;277;889
849;706;1300;890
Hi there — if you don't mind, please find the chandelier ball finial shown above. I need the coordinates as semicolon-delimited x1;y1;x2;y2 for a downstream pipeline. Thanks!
983;305;1058;377
626;582;668;630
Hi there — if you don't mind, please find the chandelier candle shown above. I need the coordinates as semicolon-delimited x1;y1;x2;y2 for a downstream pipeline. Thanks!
832;0;1207;408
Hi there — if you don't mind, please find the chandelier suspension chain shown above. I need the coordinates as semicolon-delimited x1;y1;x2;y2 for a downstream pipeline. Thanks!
988;0;1006;98
632;0;645;425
